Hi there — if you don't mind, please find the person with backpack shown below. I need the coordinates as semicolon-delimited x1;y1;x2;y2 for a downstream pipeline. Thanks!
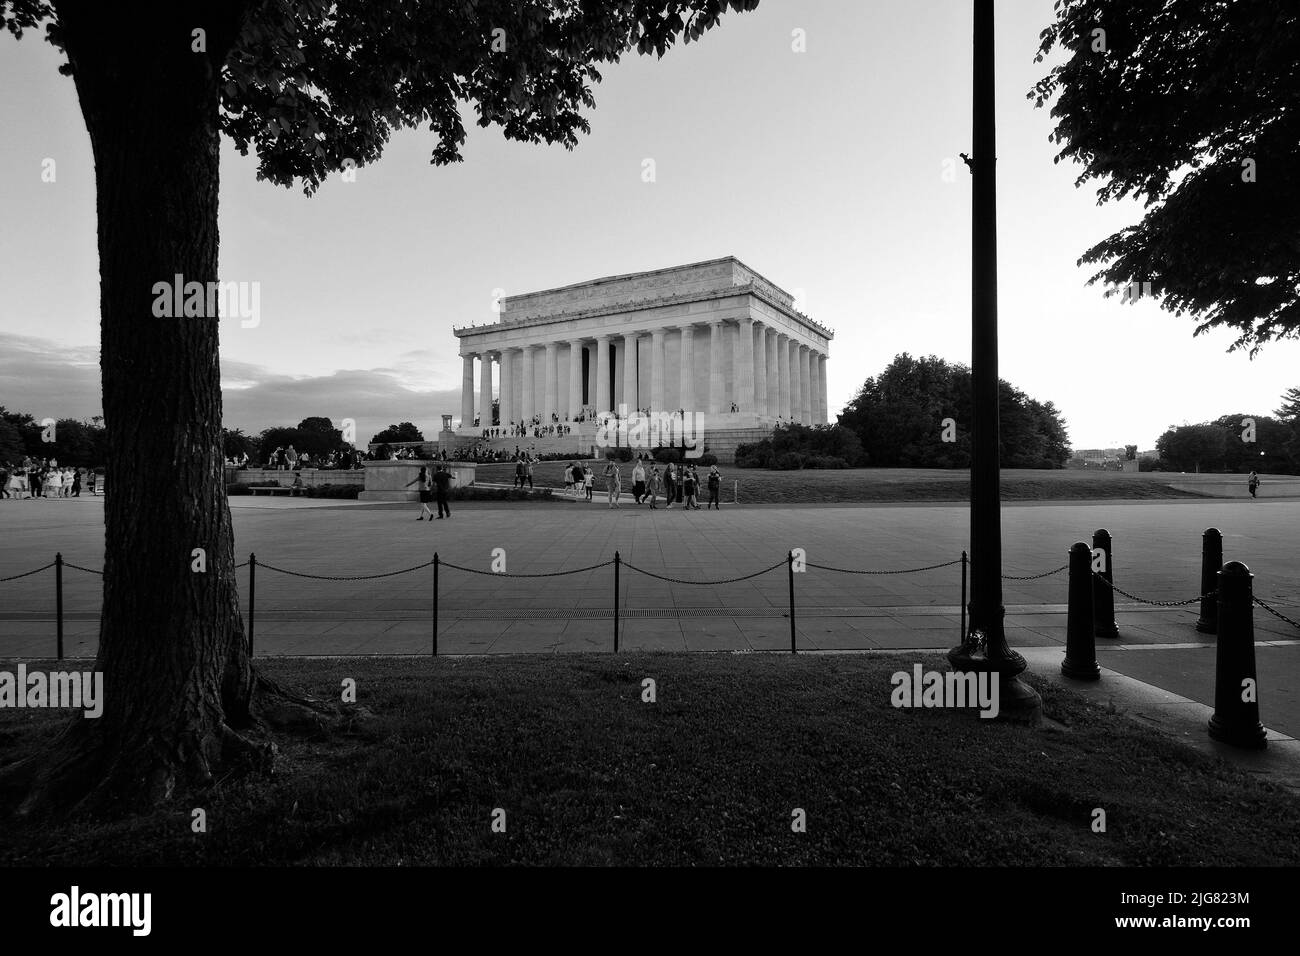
707;465;722;509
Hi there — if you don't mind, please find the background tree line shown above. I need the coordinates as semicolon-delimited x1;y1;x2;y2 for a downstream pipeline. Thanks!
1152;388;1300;473
0;407;108;467
222;418;427;464
833;354;1070;469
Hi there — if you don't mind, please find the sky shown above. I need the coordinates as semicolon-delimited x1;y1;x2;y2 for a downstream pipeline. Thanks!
2;0;1297;451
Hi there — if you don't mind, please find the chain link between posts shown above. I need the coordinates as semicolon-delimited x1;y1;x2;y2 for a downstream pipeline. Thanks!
622;559;787;586
2;553;1297;629
437;559;614;579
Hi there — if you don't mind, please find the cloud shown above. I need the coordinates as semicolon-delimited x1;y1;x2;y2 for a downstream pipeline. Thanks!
0;333;459;443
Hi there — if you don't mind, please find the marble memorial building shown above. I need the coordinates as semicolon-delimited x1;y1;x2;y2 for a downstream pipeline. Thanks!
452;257;832;456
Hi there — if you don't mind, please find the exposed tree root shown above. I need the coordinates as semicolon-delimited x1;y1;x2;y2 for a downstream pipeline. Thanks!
1;669;372;822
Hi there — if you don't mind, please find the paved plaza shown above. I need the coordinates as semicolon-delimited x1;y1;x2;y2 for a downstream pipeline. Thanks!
3;493;1298;765
1;493;1295;660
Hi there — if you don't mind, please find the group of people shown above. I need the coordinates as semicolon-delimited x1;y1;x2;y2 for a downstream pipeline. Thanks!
580;456;722;510
479;420;574;440
1;458;100;499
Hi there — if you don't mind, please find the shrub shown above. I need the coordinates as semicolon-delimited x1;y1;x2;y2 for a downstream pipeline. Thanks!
451;485;553;501
690;452;718;467
804;455;849;469
775;452;805;470
303;483;363;499
651;446;680;464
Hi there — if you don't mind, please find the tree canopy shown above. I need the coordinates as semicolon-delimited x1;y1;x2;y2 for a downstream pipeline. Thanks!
836;354;1070;469
1032;0;1300;354
371;422;426;445
0;0;760;815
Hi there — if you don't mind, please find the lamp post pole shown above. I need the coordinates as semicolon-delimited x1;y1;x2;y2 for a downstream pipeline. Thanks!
948;0;1041;722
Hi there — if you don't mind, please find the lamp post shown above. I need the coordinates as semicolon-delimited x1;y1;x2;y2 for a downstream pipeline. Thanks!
947;0;1042;722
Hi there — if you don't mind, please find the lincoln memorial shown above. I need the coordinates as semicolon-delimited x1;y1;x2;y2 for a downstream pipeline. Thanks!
450;257;832;460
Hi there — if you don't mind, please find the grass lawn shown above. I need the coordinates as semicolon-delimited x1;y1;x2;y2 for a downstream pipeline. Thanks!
3;654;1297;866
476;463;1213;503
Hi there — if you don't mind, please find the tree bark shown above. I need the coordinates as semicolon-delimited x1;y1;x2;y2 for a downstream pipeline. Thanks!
14;1;271;815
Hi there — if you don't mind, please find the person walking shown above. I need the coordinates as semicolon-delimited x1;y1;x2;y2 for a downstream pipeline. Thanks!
407;465;436;519
563;462;574;497
524;456;535;489
584;465;594;502
707;464;721;510
663;462;675;509
646;465;662;509
631;457;646;505
604;458;622;508
675;463;686;509
1248;470;1260;499
432;464;453;518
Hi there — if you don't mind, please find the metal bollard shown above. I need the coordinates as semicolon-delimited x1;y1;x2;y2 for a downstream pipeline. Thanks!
613;551;621;653
1194;528;1223;634
788;550;797;655
1091;529;1119;640
55;552;64;661
1062;542;1100;680
1207;561;1267;749
247;553;256;658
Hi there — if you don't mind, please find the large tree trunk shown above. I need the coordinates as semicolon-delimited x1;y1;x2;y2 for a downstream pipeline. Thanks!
14;1;268;814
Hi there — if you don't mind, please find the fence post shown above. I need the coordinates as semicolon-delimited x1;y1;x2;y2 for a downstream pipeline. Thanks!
248;553;256;658
1195;528;1223;634
613;551;621;653
1062;542;1100;680
788;550;797;654
734;479;739;505
1091;528;1119;639
960;550;968;646
55;552;64;661
432;552;439;658
1208;561;1266;749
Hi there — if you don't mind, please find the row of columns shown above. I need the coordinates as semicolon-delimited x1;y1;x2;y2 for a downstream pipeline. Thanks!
460;321;829;427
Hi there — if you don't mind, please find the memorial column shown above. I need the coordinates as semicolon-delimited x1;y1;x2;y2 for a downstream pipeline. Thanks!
678;324;696;414
650;329;666;414
708;320;725;414
478;351;494;427
520;345;536;424
568;340;584;421
818;353;829;424
807;349;821;425
594;335;611;414
765;328;780;417
777;334;792;419
799;345;812;424
622;332;639;411
460;354;475;428
499;349;514;426
733;317;755;414
752;323;768;416
543;343;558;421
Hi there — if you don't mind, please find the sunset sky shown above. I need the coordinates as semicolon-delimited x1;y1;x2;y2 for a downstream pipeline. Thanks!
2;0;1296;450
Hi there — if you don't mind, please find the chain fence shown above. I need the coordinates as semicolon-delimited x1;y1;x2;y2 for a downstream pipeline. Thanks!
2;542;1296;661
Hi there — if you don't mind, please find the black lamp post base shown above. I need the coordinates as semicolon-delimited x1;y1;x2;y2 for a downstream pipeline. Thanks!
1208;715;1267;750
947;641;1043;726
